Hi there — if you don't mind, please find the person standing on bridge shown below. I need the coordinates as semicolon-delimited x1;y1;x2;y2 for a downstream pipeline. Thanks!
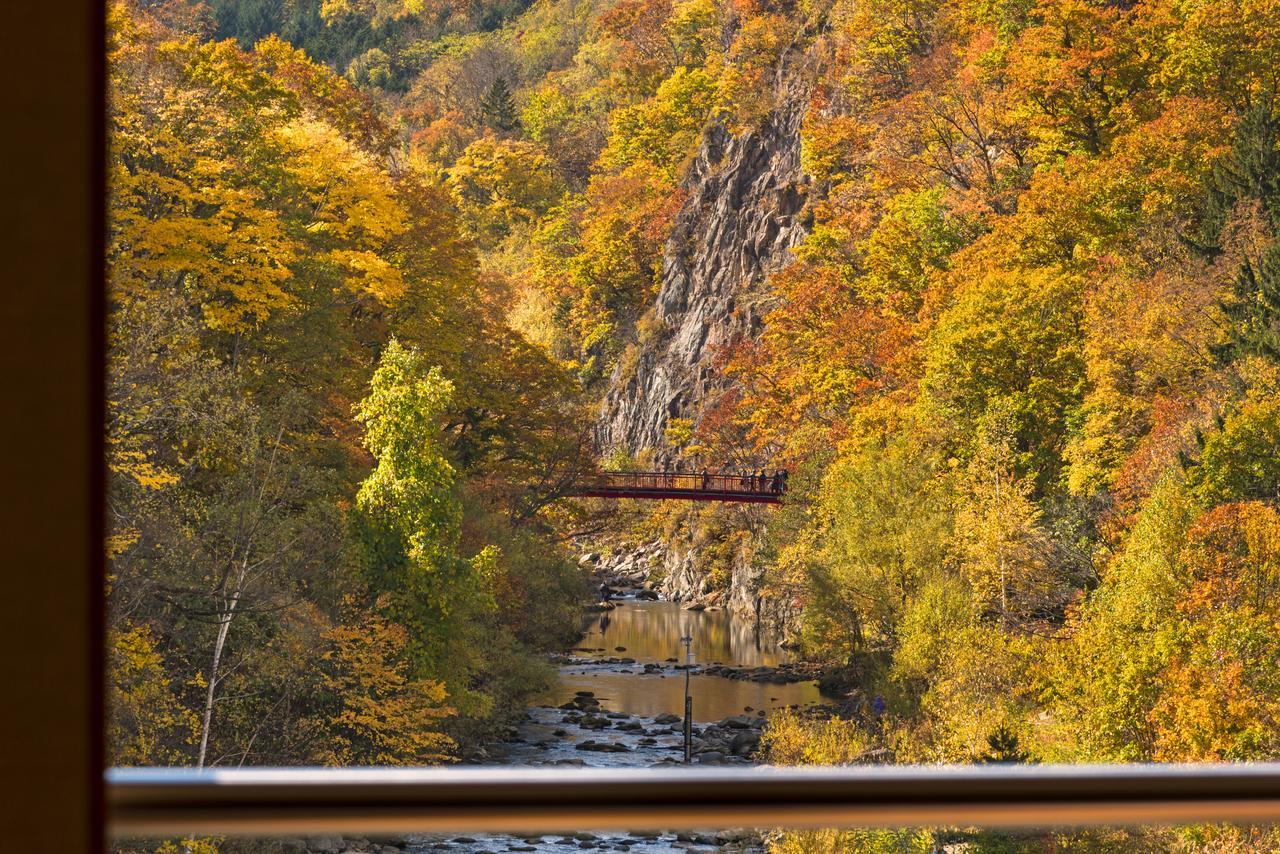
755;470;765;492
701;469;711;490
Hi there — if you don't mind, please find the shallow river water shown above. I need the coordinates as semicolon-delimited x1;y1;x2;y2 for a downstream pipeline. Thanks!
545;601;827;721
408;598;828;853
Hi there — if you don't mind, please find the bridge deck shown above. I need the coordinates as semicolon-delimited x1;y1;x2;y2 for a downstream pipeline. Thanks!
570;472;785;504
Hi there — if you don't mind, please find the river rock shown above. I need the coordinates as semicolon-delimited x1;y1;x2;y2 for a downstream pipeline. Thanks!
576;739;630;752
730;731;761;756
653;712;681;724
305;835;344;853
676;832;718;845
719;715;756;729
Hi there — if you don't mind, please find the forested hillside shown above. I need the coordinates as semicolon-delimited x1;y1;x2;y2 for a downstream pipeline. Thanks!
109;0;1280;846
107;1;589;766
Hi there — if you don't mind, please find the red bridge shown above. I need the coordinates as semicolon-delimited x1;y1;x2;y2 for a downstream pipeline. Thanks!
570;471;787;504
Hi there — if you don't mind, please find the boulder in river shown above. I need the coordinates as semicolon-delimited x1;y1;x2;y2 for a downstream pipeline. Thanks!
730;731;761;756
653;712;681;724
576;740;631;753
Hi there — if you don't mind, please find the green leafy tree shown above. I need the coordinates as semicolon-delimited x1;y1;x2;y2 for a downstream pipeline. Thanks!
352;340;496;712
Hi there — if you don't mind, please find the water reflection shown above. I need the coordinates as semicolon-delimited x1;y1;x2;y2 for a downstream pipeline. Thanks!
545;601;829;721
576;600;793;667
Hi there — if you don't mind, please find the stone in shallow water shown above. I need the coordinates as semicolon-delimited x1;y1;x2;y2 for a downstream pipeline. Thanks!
731;730;761;756
576;739;631;752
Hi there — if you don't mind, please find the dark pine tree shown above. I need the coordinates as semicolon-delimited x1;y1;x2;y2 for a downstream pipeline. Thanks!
480;77;520;133
979;726;1030;764
1193;96;1280;365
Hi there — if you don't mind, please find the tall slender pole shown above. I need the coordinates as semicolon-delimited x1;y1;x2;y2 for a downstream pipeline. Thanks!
681;635;693;764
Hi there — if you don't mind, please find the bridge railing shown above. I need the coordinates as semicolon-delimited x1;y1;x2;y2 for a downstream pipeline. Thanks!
577;470;786;496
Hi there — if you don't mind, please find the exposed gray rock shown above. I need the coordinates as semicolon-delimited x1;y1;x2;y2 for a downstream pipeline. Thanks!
730;730;761;756
597;86;810;464
305;835;344;853
576;739;631;752
586;68;817;643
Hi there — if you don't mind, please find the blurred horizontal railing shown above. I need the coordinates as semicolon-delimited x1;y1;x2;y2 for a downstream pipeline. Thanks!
108;764;1280;837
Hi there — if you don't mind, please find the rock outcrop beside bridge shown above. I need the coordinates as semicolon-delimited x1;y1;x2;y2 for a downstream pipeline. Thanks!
596;78;812;463
591;61;815;635
582;539;800;638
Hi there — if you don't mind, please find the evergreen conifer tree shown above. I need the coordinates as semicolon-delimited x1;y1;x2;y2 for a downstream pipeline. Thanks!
480;76;519;133
1196;98;1280;364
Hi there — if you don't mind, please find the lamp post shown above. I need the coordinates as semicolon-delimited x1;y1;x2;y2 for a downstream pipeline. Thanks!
680;634;693;764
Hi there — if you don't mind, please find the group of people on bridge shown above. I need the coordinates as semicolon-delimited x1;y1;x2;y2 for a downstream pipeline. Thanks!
700;468;788;495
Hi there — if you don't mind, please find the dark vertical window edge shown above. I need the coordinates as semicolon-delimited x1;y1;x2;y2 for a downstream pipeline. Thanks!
91;0;108;849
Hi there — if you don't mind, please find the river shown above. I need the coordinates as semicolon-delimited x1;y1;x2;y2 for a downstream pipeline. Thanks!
407;597;830;853
547;600;827;720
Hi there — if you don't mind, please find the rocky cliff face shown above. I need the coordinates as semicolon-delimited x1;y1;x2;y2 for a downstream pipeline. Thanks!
596;87;812;463
591;69;814;635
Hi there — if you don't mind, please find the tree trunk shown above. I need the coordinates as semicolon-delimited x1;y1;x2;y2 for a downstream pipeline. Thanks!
196;560;246;769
